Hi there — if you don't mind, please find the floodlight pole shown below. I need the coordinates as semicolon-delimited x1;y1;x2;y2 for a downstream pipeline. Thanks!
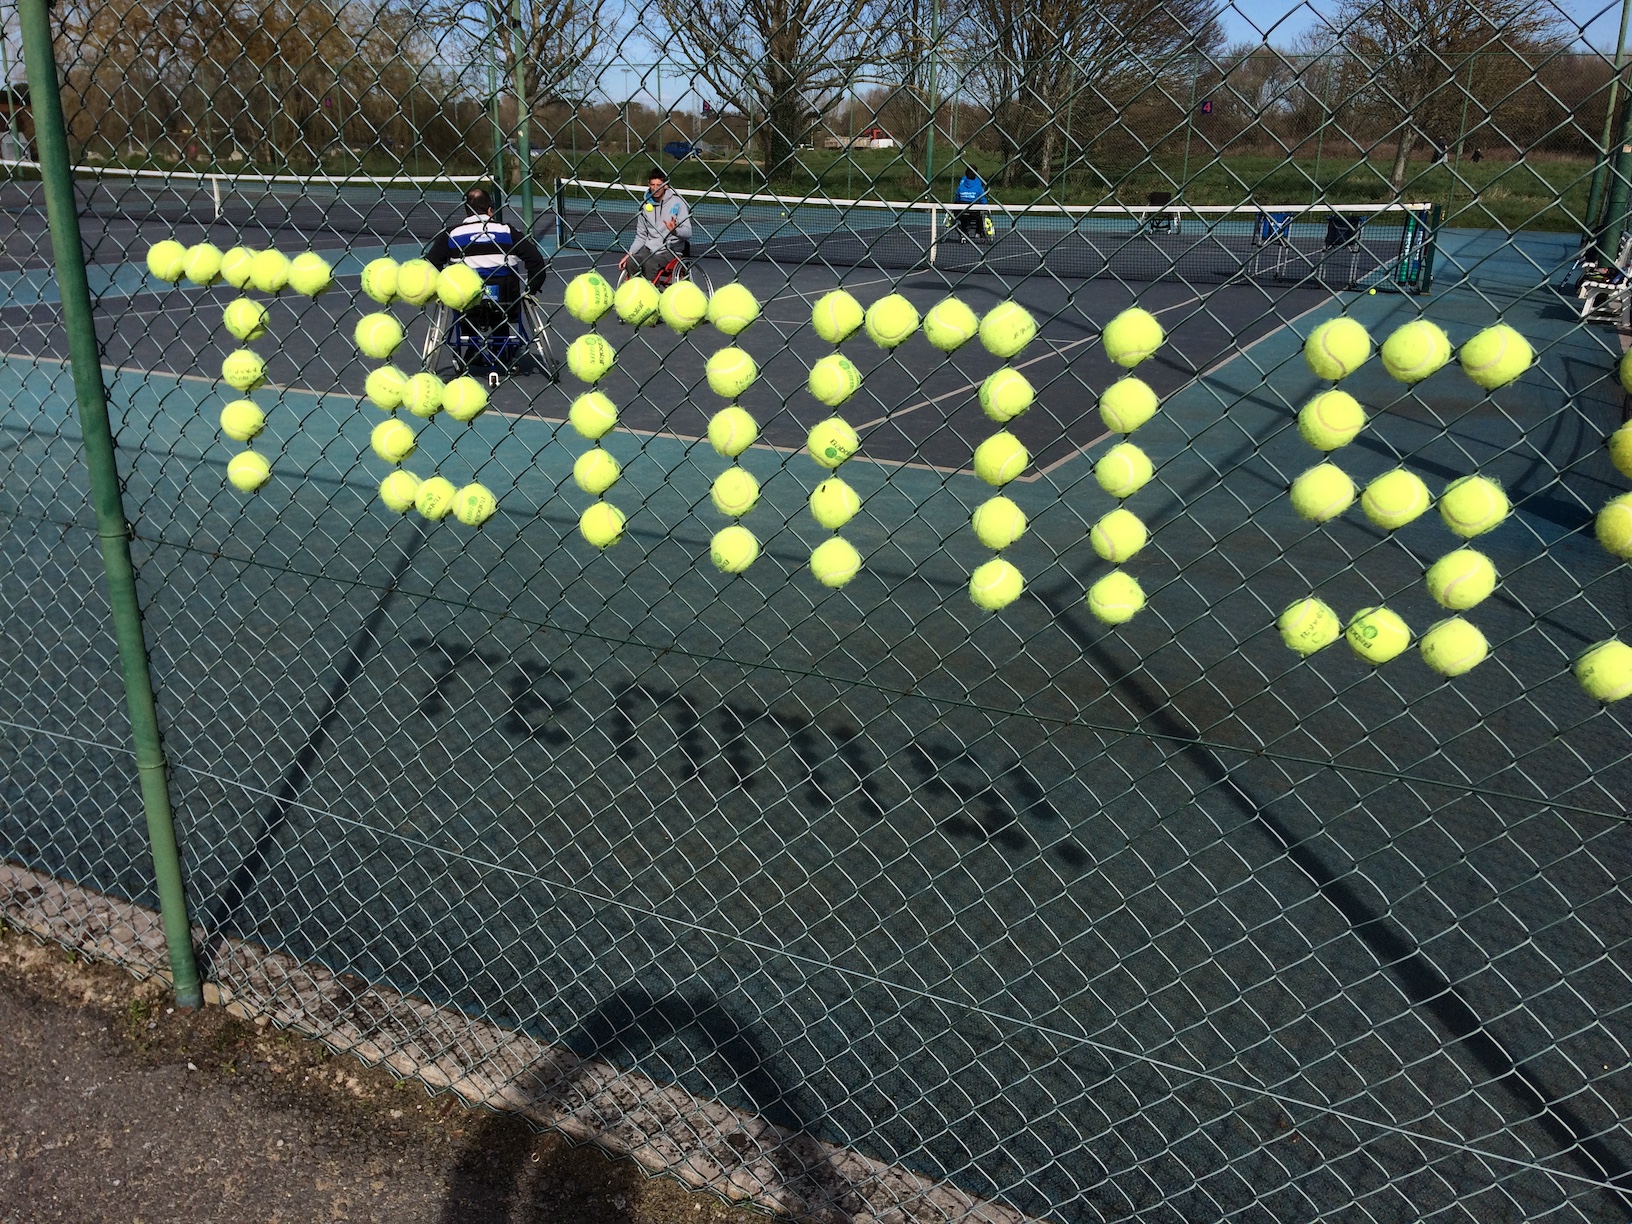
511;0;532;232
923;0;939;187
1586;0;1632;248
486;1;504;205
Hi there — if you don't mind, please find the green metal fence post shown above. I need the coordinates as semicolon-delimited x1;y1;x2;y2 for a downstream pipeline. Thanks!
18;0;203;1009
1585;0;1632;245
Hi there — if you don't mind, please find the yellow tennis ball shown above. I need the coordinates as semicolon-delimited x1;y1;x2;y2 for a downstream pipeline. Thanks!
184;242;223;286
979;301;1037;359
452;482;498;526
708;406;758;457
1459;324;1532;389
365;365;408;410
1361;469;1432;530
1289;463;1356;522
443;376;488;422
708;283;761;335
706;346;758;398
1438;475;1509;538
1099;377;1158;433
287;251;333;297
810;477;861;529
1087;570;1145;623
1596;492;1632;559
579;501;625;547
711;524;759;572
567;333;616;383
355;312;404;359
864;293;919;347
810;536;862;587
1346;606;1411;664
395;259;439;306
1609;424;1632;478
1278;597;1341;655
659;280;709;332
223;298;269;341
808;417;859;468
923;296;979;352
249;249;290;294
218;400;265;443
414;476;456;520
808;353;862;407
1102;307;1163;368
436;263;485;310
379;469;421;512
973;431;1028;486
220;246;256;289
1090;507;1148;562
573;447;621;495
569;391;618;439
360;257;399;305
614;275;661;325
969;557;1024;609
1620;352;1632;396
1425;548;1497;609
1095;442;1154;499
711;466;760;517
1297;390;1367;450
1419;616;1489;677
226;450;270;492
1380;320;1451;382
146;239;187;282
812;289;865;344
971;495;1027;550
403;372;445;418
1575;639;1632;701
370;418;416;464
221;349;267;392
980;368;1034;423
564;271;614;323
1303;317;1372;380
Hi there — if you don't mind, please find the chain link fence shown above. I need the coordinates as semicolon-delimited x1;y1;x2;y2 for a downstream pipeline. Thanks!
2;0;1631;1218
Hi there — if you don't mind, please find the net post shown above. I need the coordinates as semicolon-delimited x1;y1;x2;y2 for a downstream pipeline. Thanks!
928;204;937;268
555;177;564;251
1418;204;1441;294
212;175;222;224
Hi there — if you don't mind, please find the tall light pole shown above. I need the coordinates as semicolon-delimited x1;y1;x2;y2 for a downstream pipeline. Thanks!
511;0;532;231
1586;0;1632;247
923;0;940;187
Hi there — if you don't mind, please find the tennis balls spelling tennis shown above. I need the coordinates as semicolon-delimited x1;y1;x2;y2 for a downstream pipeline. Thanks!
1438;475;1509;538
1426;548;1497;609
365;365;408;410
574;448;621;495
355;313;404;359
980;301;1038;359
378;469;421;512
146;240;187;282
1099;378;1158;433
288;252;333;296
1420;617;1489;676
361;257;399;305
614;275;661;325
436;263;485;310
659;280;709;332
980;368;1034;423
1459;324;1532;389
443;376;488;422
810;477;861;529
403;372;445;418
706;346;757;397
1102;307;1163;368
1609;424;1632;479
1361;469;1432;530
1290;463;1356;522
564;271;614;323
223;298;269;341
808;354;862;407
973;431;1028;486
812;289;865;344
865;293;919;347
414;476;457;520
1091;507;1148;562
569;391;618;439
220;247;256;289
1575;639;1632;701
810;536;862;587
711;466;760;517
452;482;498;526
579;501;625;547
219;400;265;443
971;496;1027;550
1278;598;1341;655
370;419;416;464
1087;571;1145;623
221;349;267;392
226;450;271;492
1297;390;1367;450
808;417;860;468
395;259;439;306
249;249;290;294
184;243;223;286
708;406;758;457
567;333;615;382
1095;442;1155;499
1380;320;1451;383
708;283;760;335
969;557;1024;609
1346;606;1411;663
1303;317;1372;380
1596;492;1632;559
923;297;979;352
711;525;759;572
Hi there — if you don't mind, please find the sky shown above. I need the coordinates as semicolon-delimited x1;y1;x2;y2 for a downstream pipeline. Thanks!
1218;0;1632;51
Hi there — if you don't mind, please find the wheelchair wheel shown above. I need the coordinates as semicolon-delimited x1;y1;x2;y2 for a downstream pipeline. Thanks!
678;260;712;296
521;298;559;384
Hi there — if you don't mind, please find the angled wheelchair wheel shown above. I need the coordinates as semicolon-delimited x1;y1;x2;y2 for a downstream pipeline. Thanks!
421;303;451;370
522;298;559;384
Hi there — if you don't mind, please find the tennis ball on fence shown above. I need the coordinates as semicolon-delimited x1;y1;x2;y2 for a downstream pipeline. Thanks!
812;289;865;344
223;298;269;342
1103;307;1163;368
395;259;439;306
414;475;456;520
980;368;1034;423
436;263;485;311
810;536;862;588
659;280;709;332
1087;570;1145;624
808;353;862;407
1420;616;1489;677
220;247;256;289
365;365;408;410
569;391;618;439
865;294;919;348
1099;377;1158;433
1621;352;1632;396
706;346;757;397
808;417;860;468
711;524;759;572
711;466;760;517
1380;319;1451;383
184;243;223;286
1459;324;1532;389
1290;463;1356;522
708;283;760;335
1303;317;1372;380
567;333;616;383
810;477;861;529
442;376;488;422
969;557;1024;610
1361;469;1432;530
288;252;333;297
579;501;625;547
370;418;416;464
1575;639;1632;701
146;240;187;282
923;296;979;352
979;301;1037;359
1095;442;1154;499
249;249;290;294
1596;492;1632;559
1091;507;1148;562
452;482;498;526
378;469;421;512
614;275;661;325
221;349;267;392
355;313;404;359
1426;548;1497;609
1346;606;1411;664
971;496;1027;550
1297;390;1367;450
219;400;265;443
226;450;270;492
708;406;758;457
1278;597;1341;655
1610;424;1632;478
360;257;399;305
573;447;621;495
973;431;1028;486
564;271;614;323
1438;474;1509;538
403;372;445;418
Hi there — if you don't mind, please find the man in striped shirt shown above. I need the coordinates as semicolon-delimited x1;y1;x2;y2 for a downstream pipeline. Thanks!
424;187;548;314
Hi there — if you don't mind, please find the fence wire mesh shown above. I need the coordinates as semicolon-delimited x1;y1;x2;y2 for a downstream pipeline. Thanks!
2;0;1631;1218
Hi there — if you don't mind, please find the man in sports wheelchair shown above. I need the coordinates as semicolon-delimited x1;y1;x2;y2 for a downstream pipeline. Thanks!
617;167;694;287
